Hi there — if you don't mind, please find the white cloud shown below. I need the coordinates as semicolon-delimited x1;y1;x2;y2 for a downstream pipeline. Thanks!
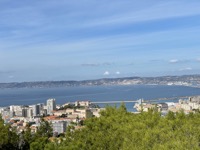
169;59;179;63
197;58;200;62
8;75;14;78
81;63;99;67
116;71;120;75
81;62;113;67
83;1;200;28
179;67;192;71
103;71;110;75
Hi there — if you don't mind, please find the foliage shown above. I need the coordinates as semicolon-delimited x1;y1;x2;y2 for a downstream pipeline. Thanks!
50;105;200;150
35;118;53;138
0;115;53;150
2;105;200;149
0;115;19;150
29;118;53;150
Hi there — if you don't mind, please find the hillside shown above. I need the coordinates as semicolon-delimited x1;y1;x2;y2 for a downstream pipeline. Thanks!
1;75;200;89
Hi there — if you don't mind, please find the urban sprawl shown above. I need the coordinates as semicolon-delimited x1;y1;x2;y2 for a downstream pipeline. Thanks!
1;96;200;136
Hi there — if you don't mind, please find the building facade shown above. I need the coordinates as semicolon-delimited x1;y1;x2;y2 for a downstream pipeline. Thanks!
47;99;56;115
52;121;67;135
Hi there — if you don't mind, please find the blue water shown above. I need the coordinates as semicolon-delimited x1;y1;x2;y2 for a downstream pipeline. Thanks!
0;85;200;112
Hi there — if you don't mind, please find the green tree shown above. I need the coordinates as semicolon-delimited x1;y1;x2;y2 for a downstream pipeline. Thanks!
55;105;200;150
0;115;19;150
29;118;53;150
35;118;53;138
30;137;48;150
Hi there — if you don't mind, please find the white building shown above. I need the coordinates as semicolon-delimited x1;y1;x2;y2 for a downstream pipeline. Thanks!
10;105;21;112
178;96;200;112
52;121;67;135
0;107;10;121
47;99;56;115
75;101;91;107
27;108;33;118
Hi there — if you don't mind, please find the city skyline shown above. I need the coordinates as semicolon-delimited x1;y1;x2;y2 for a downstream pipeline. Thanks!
1;0;200;82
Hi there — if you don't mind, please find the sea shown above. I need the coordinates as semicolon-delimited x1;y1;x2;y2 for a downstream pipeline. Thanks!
0;85;200;112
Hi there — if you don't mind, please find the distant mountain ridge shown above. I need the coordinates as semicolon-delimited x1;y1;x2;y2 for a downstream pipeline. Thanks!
1;75;200;89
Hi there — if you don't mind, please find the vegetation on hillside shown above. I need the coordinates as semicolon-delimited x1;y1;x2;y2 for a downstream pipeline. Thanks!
1;104;200;149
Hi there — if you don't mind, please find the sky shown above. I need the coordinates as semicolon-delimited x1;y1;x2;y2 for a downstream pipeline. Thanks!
1;0;200;82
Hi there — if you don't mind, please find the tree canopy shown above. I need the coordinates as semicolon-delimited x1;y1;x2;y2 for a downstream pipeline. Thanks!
1;105;200;149
54;105;200;150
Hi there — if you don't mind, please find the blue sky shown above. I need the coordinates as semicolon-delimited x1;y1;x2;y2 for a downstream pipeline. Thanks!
1;0;200;82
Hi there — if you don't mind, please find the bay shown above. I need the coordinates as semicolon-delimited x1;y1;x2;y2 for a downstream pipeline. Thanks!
0;85;200;112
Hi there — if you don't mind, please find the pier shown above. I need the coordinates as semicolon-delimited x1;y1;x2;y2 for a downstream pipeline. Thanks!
92;100;138;104
90;95;192;104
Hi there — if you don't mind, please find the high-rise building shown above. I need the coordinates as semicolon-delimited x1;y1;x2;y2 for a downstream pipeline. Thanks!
9;111;15;118
27;108;33;118
32;104;40;117
22;108;28;117
47;99;56;115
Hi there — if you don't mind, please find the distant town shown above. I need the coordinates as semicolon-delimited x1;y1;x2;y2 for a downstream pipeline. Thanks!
134;96;200;114
1;74;200;89
1;95;200;136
